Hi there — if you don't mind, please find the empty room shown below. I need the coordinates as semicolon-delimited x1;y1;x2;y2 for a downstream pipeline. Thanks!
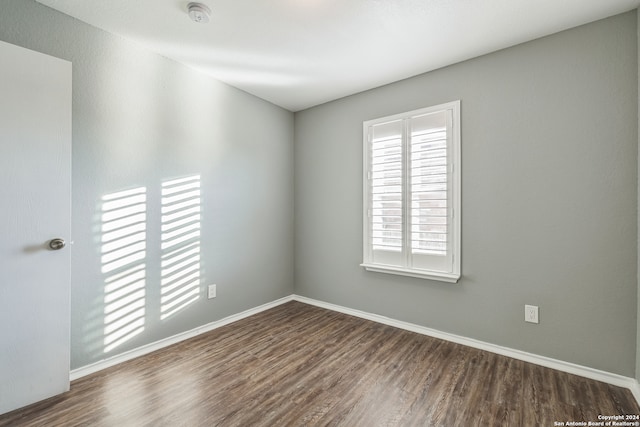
1;0;640;425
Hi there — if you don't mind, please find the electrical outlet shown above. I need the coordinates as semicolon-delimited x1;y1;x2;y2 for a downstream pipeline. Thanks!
208;284;216;299
525;305;539;324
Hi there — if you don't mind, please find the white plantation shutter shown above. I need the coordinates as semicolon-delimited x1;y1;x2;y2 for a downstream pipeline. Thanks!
409;111;452;272
362;101;460;283
370;119;404;266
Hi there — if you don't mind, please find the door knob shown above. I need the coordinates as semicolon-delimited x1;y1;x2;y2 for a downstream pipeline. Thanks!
49;238;66;251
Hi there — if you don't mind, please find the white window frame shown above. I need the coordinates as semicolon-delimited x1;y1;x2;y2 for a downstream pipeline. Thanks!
361;101;461;283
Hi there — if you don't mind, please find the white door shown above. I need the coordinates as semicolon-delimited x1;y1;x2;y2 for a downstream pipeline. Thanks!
0;40;72;415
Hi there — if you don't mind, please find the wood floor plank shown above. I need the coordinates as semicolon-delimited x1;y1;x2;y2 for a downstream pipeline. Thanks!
1;301;638;426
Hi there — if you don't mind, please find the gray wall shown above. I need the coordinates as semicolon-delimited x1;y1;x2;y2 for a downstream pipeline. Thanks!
0;0;294;369
295;12;638;376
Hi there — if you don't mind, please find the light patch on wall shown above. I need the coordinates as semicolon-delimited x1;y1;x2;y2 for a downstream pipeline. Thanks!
100;187;147;353
156;42;311;88
160;175;202;320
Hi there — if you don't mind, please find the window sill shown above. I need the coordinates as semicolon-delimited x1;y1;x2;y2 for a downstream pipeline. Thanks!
360;263;460;283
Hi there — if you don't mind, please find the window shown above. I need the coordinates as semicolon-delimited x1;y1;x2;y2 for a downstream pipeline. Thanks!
361;101;461;283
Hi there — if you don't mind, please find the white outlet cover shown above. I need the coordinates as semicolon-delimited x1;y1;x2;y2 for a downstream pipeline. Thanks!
208;284;216;299
525;305;539;324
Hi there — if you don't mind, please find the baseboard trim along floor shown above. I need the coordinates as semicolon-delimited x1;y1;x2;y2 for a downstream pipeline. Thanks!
70;293;640;406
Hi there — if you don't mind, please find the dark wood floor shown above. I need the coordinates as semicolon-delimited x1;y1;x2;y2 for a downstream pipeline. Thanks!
1;301;638;426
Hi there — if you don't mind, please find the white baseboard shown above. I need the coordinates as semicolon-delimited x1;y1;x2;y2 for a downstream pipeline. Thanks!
71;293;640;407
631;382;640;406
70;295;295;381
291;295;640;396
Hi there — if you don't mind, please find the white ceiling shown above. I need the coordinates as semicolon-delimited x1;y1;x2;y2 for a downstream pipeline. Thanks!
36;0;640;112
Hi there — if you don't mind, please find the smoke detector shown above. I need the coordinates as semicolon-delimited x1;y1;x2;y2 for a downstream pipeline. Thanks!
188;2;211;24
